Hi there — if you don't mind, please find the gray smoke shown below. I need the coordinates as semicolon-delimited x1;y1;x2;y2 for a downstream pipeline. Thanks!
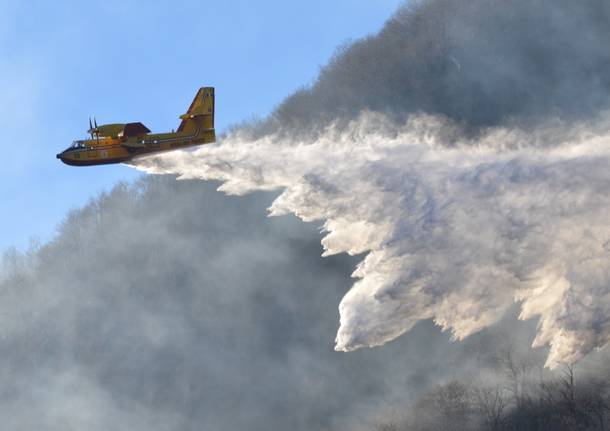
0;177;542;430
250;0;610;138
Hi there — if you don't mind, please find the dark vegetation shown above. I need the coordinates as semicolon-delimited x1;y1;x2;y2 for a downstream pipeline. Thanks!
374;355;610;431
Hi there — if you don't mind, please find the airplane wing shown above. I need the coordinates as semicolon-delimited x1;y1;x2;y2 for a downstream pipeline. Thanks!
122;122;151;137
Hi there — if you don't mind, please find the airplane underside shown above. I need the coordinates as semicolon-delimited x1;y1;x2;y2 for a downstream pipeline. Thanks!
57;155;131;166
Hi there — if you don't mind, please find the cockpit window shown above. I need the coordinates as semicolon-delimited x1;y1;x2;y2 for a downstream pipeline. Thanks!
71;140;88;148
65;140;90;151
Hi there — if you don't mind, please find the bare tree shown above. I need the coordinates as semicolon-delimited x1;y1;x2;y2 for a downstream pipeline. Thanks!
496;347;535;410
475;385;507;431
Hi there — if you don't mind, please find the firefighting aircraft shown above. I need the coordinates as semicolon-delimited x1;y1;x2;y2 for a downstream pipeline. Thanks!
57;87;215;166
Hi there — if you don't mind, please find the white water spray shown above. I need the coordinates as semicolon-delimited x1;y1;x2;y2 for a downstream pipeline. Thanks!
133;112;610;368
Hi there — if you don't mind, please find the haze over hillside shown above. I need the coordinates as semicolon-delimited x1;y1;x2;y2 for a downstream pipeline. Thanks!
3;0;610;429
1;177;547;430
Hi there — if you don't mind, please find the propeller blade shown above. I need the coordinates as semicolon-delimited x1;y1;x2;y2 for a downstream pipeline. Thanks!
94;117;100;142
89;117;94;139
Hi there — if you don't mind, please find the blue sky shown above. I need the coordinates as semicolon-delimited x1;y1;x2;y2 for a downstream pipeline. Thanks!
0;0;404;252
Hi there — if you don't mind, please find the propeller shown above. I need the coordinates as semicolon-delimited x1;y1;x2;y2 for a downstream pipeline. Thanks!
93;116;99;142
88;116;100;142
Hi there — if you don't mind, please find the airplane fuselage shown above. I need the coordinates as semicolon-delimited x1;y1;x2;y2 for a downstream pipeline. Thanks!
57;129;216;166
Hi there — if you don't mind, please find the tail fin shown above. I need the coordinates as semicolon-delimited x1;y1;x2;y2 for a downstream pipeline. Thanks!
177;87;215;133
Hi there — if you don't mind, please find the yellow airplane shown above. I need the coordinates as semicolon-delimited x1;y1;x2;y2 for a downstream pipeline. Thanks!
57;87;215;166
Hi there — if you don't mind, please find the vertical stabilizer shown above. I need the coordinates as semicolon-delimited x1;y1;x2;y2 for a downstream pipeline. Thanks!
178;87;214;134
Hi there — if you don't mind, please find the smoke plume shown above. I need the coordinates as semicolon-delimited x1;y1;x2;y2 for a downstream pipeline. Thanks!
1;177;537;430
134;0;610;368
